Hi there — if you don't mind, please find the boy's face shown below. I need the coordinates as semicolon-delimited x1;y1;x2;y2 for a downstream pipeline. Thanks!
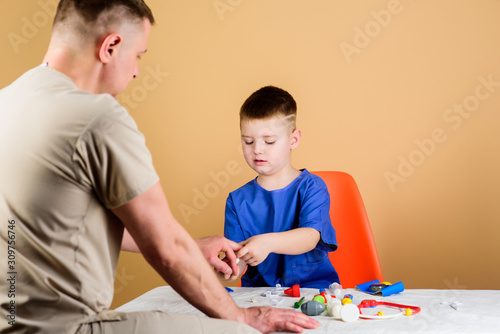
240;116;300;177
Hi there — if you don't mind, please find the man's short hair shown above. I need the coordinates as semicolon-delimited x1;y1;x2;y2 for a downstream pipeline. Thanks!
240;86;297;127
53;0;155;37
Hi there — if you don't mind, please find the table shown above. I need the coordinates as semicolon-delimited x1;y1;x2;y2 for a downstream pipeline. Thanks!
116;286;500;333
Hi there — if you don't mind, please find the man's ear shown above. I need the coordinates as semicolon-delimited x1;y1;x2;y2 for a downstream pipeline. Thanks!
290;129;301;149
98;34;122;64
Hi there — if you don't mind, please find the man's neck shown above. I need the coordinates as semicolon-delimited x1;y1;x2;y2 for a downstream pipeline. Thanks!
43;45;101;94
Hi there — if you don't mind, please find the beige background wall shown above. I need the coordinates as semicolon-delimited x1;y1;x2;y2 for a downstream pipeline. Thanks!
1;0;499;309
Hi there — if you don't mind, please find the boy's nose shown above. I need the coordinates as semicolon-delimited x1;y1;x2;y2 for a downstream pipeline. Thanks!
254;143;264;154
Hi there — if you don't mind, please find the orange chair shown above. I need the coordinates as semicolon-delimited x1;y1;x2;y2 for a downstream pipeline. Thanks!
312;171;383;288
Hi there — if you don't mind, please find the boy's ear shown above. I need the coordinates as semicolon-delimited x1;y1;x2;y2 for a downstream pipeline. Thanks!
290;129;301;149
98;34;122;64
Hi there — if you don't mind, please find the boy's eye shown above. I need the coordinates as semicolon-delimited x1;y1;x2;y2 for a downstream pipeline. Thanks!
265;141;276;145
244;141;254;145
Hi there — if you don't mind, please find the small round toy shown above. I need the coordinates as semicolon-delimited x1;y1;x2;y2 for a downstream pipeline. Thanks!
330;304;342;318
340;303;360;322
301;301;325;316
342;297;352;305
377;311;385;316
327;298;342;317
405;308;413;316
313;295;326;304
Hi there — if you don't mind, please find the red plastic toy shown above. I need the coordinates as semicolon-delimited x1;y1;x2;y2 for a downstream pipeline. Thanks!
284;284;300;297
358;299;421;319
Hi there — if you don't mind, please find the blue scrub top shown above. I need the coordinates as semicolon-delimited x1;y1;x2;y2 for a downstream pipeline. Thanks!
224;169;339;289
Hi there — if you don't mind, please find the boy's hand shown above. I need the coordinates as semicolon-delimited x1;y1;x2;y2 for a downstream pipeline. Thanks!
237;234;273;266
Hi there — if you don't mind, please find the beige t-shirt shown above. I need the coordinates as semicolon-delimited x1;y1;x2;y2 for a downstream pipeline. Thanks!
0;65;159;332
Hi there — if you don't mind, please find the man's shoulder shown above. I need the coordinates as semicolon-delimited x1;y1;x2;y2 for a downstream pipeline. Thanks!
5;66;122;110
41;67;130;124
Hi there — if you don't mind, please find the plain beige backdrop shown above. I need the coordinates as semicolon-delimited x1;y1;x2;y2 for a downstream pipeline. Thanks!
1;0;499;309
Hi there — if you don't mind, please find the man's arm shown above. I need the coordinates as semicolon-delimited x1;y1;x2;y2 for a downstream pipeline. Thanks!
112;182;319;333
121;228;140;252
122;227;242;279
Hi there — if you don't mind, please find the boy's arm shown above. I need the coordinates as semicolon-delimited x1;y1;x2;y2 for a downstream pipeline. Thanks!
237;228;320;266
236;174;334;267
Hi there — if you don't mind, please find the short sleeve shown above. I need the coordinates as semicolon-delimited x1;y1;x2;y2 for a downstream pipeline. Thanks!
298;176;337;252
74;103;159;208
224;194;246;243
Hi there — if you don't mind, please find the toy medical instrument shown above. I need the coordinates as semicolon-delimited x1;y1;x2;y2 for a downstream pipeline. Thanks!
294;297;305;309
368;283;388;292
327;297;342;317
357;299;421;319
260;284;285;305
357;279;404;297
342;297;352;305
261;284;284;297
313;295;326;304
284;284;301;297
301;301;325;316
329;282;342;298
340;303;360;322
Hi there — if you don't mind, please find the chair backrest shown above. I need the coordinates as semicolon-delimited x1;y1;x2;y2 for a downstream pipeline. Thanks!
312;171;383;288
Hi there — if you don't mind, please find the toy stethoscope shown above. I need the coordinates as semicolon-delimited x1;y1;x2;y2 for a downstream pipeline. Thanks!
357;299;421;319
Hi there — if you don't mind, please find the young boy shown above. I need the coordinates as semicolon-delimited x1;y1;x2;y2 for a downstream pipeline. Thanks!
223;86;339;289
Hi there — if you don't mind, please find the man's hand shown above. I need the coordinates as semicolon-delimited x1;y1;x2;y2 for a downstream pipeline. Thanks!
195;235;242;279
243;306;320;333
237;234;273;266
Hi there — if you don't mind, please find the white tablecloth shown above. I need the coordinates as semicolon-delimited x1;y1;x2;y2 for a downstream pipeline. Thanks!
116;286;500;333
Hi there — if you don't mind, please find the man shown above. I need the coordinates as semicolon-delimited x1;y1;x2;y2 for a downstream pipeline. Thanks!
0;1;319;333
